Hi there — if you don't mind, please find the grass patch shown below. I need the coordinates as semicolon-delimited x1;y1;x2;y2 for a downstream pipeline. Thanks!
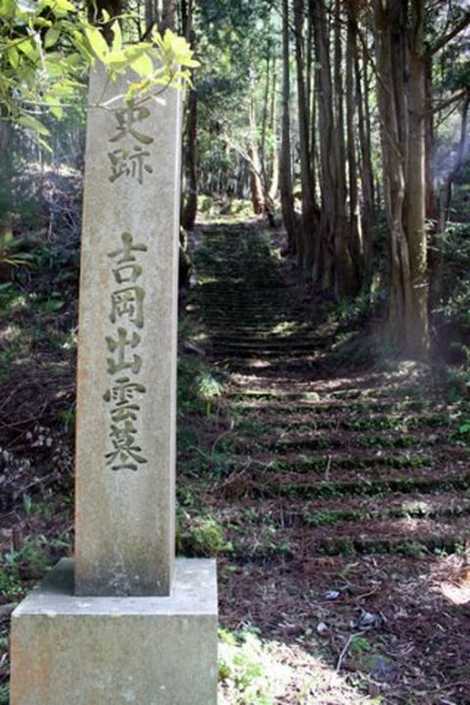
177;513;232;557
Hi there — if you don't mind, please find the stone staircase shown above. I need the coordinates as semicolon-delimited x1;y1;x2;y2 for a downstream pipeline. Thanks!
190;224;470;562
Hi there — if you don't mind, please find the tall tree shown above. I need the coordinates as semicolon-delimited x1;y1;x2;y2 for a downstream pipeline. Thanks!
373;0;430;358
312;0;336;289
268;62;280;202
248;87;266;215
181;0;198;230
293;0;318;271
332;0;357;297
280;0;299;255
161;0;177;31
346;2;364;281
353;31;375;281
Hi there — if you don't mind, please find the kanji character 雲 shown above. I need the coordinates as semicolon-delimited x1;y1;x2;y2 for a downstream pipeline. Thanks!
103;377;147;406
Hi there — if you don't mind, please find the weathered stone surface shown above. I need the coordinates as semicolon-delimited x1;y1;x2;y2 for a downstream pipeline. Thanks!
75;67;182;596
10;559;218;705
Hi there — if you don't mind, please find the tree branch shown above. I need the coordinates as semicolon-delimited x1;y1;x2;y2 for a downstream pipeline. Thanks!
430;11;470;55
430;88;468;115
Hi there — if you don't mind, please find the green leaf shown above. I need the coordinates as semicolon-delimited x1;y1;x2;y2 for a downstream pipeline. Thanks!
45;27;61;48
112;20;122;51
44;95;64;119
0;0;16;18
18;114;50;136
45;53;66;77
17;38;39;61
32;17;53;28
65;52;83;68
7;47;19;69
105;49;128;69
37;136;52;153
45;0;76;14
85;26;109;62
71;31;94;61
130;52;154;78
50;105;64;119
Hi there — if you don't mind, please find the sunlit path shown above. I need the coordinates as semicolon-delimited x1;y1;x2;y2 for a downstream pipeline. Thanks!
180;220;470;705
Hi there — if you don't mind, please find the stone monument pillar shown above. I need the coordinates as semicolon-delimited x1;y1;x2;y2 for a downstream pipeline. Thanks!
9;67;218;705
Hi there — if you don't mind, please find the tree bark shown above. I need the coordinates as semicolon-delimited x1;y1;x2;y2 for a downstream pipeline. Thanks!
182;87;198;229
333;0;356;298
248;94;266;216
145;0;158;31
363;46;376;211
424;54;437;222
181;0;198;230
161;0;177;32
280;0;299;255
405;16;429;358
0;120;13;228
260;49;271;191
346;5;363;285
269;62;280;202
374;0;430;358
312;0;336;289
294;0;317;271
355;41;374;281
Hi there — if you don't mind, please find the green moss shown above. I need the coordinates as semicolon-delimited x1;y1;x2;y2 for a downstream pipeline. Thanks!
177;514;231;557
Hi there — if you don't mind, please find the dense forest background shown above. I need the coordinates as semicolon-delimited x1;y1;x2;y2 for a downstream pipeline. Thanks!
1;0;469;365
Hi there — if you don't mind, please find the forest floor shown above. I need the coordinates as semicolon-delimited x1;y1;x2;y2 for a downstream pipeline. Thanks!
182;219;470;705
0;213;469;704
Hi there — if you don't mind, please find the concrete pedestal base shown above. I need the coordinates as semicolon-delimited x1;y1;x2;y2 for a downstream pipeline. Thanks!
10;558;218;705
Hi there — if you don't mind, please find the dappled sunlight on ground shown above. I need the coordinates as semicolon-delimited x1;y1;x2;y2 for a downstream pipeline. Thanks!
218;629;382;705
181;220;470;704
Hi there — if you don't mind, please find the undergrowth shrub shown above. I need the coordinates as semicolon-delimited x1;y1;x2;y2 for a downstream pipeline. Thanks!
176;513;230;557
219;629;273;705
218;629;290;705
178;355;224;417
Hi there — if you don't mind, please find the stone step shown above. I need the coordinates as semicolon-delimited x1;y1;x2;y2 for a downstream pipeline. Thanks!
211;347;324;360
220;470;470;501
226;524;468;560
243;429;453;452
228;380;430;398
211;339;331;352
198;299;293;309
195;290;289;300
226;389;334;401
200;314;306;325
243;450;436;472
208;332;322;344
223;359;325;374
203;324;311;335
235;411;455;434
227;490;470;528
231;398;458;415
